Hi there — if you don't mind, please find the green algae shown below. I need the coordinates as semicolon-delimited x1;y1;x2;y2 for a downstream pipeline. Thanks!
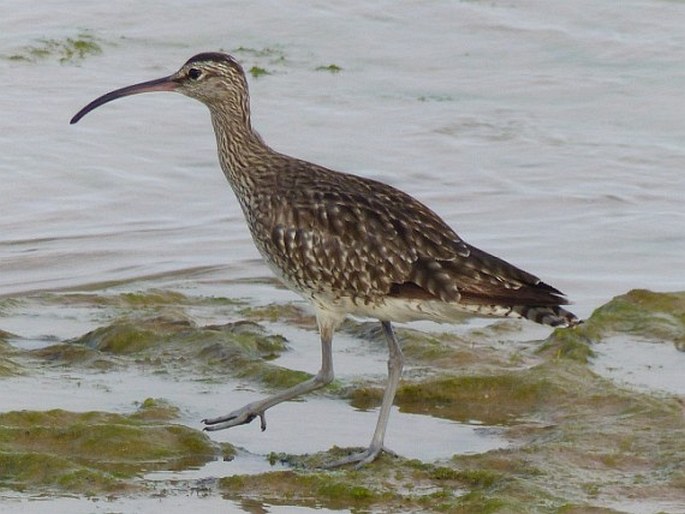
539;325;596;363
74;318;249;358
231;46;286;61
221;451;532;513
541;289;685;362
396;372;551;425
348;361;644;426
249;66;271;78
0;299;23;316
222;469;383;508
73;322;159;354
0;332;22;376
2;287;685;510
47;289;244;309
350;369;559;426
130;397;181;422
7;32;103;63
239;302;314;327
392;326;478;364
418;94;456;103
225;46;287;79
220;288;685;511
235;362;312;389
0;359;20;376
118;289;188;306
42;314;306;390
0;404;218;494
0;452;125;495
315;64;342;73
342;317;526;372
221;463;433;511
341;319;474;366
30;342;111;369
587;289;685;344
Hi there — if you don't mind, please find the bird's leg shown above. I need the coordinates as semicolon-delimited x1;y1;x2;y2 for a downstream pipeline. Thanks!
203;318;335;432
325;321;404;468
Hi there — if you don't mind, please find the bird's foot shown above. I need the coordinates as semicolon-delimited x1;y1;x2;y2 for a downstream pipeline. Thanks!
202;402;267;432
323;445;397;469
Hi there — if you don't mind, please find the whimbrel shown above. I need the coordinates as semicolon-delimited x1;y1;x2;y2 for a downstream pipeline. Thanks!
71;52;579;467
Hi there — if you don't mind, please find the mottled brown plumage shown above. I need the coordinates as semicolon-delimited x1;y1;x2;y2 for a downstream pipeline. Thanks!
71;52;579;467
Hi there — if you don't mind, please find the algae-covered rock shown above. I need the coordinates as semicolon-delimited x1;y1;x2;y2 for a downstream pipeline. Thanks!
71;322;160;354
588;289;685;345
394;372;553;425
220;457;453;512
541;289;685;361
2;287;684;511
47;315;304;388
0;404;218;494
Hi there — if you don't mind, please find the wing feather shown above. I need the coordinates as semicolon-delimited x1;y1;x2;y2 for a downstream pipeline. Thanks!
249;159;567;309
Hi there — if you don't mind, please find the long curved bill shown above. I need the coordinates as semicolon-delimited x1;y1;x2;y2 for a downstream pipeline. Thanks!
70;75;178;124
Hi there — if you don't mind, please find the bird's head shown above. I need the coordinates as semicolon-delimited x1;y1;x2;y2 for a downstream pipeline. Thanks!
70;52;249;124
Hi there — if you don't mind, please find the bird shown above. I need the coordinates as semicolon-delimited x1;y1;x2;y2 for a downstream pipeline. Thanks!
70;52;579;467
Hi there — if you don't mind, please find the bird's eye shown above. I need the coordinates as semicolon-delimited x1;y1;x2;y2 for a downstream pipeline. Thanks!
188;68;202;80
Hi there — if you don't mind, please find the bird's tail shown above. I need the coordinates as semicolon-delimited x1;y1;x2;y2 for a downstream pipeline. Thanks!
512;305;580;328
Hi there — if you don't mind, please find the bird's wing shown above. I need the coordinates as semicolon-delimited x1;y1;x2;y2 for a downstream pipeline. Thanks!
251;167;463;299
426;245;569;306
256;164;567;307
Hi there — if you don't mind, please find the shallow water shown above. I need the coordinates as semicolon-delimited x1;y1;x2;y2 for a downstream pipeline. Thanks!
2;0;685;512
594;335;685;396
0;492;351;514
1;363;507;463
2;0;684;313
